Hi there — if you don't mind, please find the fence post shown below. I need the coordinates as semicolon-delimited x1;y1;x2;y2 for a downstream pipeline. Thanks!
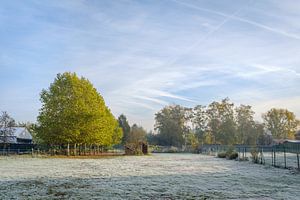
260;148;263;164
271;148;274;166
274;147;276;167
297;153;299;170
284;145;287;168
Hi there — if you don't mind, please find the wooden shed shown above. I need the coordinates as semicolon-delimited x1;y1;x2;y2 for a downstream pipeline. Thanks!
125;141;148;155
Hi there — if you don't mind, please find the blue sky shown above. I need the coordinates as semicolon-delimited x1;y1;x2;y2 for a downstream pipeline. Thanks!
1;0;300;130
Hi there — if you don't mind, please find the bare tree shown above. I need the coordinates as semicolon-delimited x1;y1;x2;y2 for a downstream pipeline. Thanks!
0;111;16;145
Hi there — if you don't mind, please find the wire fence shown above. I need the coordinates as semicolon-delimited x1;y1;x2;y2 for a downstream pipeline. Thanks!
200;143;300;170
0;143;124;157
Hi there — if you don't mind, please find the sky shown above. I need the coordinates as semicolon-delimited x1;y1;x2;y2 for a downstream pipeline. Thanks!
1;0;300;130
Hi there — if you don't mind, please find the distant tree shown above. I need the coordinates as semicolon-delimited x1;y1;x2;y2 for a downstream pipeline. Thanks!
127;124;147;143
118;114;131;144
146;130;158;145
206;98;237;145
0;111;16;144
37;72;122;147
192;105;208;144
262;108;299;139
256;122;272;145
235;105;256;145
186;131;199;151
154;105;189;147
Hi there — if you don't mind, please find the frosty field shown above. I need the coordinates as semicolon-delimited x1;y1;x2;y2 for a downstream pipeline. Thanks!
0;154;299;199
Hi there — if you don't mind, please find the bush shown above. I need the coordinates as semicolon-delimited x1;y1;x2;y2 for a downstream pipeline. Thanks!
227;152;238;160
217;148;238;160
217;152;227;158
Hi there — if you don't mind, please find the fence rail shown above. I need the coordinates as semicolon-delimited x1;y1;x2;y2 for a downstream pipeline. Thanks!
0;143;125;156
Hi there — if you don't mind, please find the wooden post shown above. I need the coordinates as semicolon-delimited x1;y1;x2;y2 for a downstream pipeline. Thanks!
74;144;77;156
67;143;70;156
31;148;34;157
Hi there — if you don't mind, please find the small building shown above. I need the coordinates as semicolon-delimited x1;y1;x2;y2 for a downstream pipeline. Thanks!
0;127;32;144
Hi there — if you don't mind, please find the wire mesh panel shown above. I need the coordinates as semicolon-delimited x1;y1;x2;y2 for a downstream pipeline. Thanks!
200;142;300;170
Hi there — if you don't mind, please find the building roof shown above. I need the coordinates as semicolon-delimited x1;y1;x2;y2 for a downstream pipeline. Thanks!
0;127;32;140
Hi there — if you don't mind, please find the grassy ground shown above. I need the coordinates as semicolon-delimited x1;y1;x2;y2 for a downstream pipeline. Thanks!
0;153;299;199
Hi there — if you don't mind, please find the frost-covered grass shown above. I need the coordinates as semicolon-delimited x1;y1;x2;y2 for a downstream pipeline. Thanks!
0;154;299;199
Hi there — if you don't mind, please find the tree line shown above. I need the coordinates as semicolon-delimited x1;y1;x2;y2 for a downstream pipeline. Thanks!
148;98;300;148
1;72;148;153
1;72;299;152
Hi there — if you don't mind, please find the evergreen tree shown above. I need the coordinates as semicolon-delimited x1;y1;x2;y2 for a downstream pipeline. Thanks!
118;114;131;144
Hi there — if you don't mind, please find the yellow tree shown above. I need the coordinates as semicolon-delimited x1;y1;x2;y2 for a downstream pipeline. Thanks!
263;108;299;139
37;72;122;148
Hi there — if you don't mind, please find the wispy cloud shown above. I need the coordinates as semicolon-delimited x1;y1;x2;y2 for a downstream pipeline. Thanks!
0;0;299;130
172;0;300;40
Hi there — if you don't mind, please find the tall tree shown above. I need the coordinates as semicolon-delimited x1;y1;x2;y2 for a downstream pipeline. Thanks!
235;105;256;145
154;105;188;147
206;98;237;145
262;108;299;139
0;111;16;143
118;114;131;144
37;72;122;146
192;105;208;144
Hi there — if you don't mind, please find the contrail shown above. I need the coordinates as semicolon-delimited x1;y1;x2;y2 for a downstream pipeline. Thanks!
172;0;300;40
162;0;247;67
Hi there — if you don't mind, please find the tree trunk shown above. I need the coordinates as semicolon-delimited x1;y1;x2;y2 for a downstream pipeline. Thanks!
74;144;77;156
67;143;70;156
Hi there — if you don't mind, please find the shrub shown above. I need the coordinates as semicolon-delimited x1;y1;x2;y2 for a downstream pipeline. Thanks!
217;152;227;158
217;148;238;160
228;152;238;160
